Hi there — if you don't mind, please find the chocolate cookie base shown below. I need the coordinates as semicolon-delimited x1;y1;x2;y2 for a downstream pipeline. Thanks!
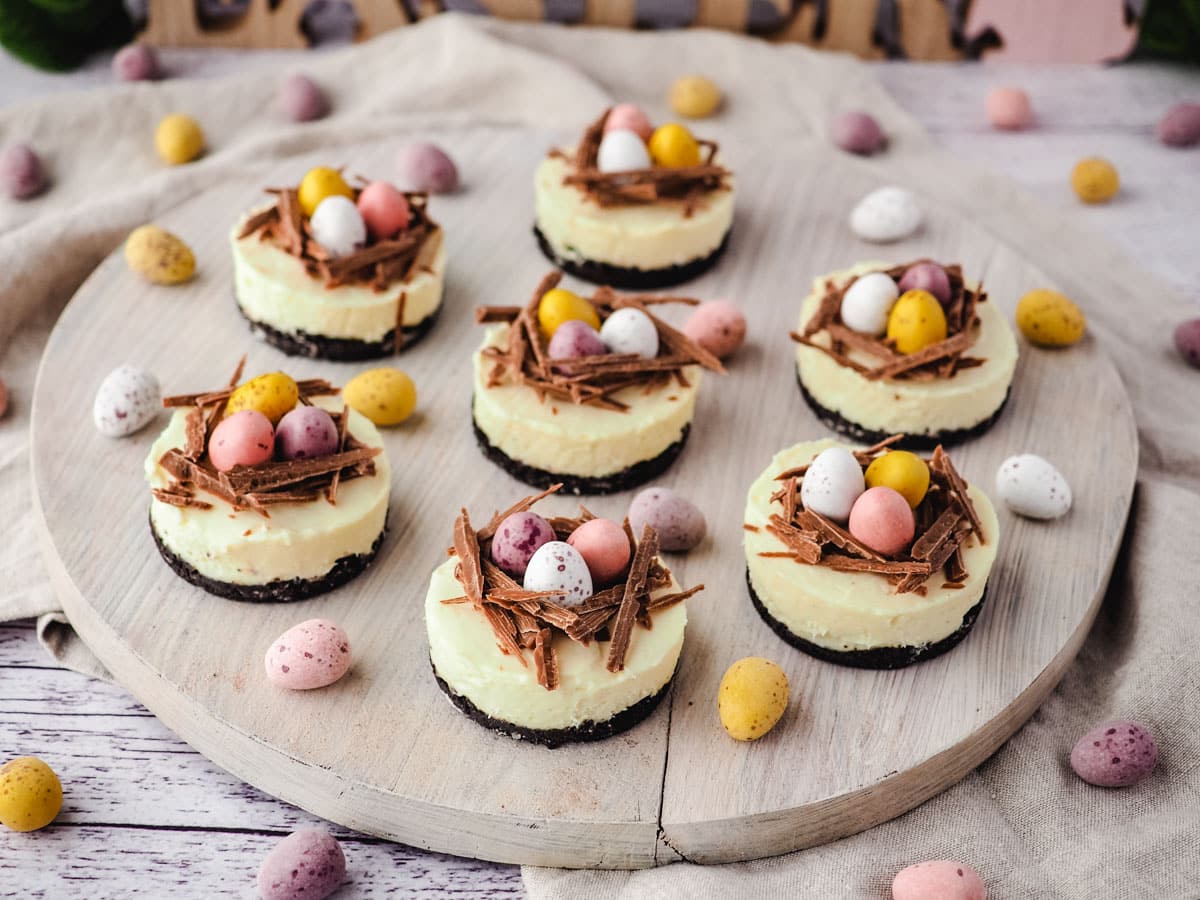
473;417;689;495
432;661;673;749
747;568;988;669
796;370;1010;450
533;225;730;290
238;300;441;362
150;514;386;603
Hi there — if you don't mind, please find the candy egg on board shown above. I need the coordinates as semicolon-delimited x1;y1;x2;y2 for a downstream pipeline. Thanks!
124;225;195;285
356;181;410;240
226;372;299;425
986;86;1032;130
995;454;1072;520
1016;289;1086;347
297;166;353;217
898;261;951;307
648;123;701;169
538;288;600;338
112;44;159;81
601;307;659;360
628;487;706;552
523;541;593;607
1071;157;1119;204
310;195;366;258
155;113;204;165
208;410;275;472
0;143;46;199
683;300;746;359
800;447;864;523
0;378;8;420
892;860;986;900
568;517;632;583
887;289;948;354
831;111;885;155
1157;102;1200;148
491;511;556;578
848;487;915;556
275;406;338;461
395;141;458;194
849;186;922;243
343;367;416;426
257;828;346;900
1175;318;1200;369
548;319;607;361
840;272;900;336
865;450;930;509
264;619;351;690
597;129;652;173
1070;720;1158;787
93;365;159;438
279;72;329;122
669;75;722;119
0;757;62;832
604;103;653;141
718;657;789;742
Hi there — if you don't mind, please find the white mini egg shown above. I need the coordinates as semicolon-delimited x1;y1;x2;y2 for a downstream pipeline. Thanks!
93;365;160;438
523;541;594;607
800;447;865;523
840;271;900;335
310;195;366;257
600;307;659;359
849;186;922;243
995;454;1072;520
597;129;652;174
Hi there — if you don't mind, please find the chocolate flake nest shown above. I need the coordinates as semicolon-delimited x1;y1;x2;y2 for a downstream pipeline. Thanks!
791;261;988;381
475;270;725;412
759;435;985;595
444;484;702;690
152;357;381;518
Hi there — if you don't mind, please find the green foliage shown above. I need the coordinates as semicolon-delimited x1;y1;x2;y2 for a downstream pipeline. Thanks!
1134;0;1200;63
0;0;133;71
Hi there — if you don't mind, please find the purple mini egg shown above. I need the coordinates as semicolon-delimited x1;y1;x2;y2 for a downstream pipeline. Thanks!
275;406;339;461
831;111;885;155
629;487;706;552
0;143;46;200
548;319;607;362
112;44;160;81
395;141;458;194
898;262;952;307
279;73;329;123
1071;719;1158;787
1174;318;1200;369
257;828;346;900
491;511;556;578
1157;103;1200;148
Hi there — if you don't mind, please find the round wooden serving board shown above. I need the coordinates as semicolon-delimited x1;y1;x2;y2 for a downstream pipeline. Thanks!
30;132;1137;868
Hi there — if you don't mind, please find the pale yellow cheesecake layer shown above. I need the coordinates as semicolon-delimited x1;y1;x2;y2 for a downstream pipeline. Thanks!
744;439;1000;653
472;324;700;478
795;263;1018;436
426;555;686;731
145;396;391;585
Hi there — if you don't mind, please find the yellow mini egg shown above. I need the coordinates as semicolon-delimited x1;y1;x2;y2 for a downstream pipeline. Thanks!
155;113;204;165
0;756;62;832
718;657;789;742
669;75;722;119
1071;157;1119;204
865;450;930;509
648;123;702;169
124;225;196;285
537;287;600;339
344;367;417;426
1016;289;1087;347
886;289;948;355
298;166;354;218
225;372;300;425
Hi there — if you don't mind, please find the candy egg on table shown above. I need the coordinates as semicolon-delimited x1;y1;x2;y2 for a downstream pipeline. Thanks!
0;378;8;419
840;272;900;335
718;657;789;742
0;143;46;199
604;103;653;140
848;486;915;556
395;141;458;194
849;186;922;243
491;511;556;578
297;166;354;217
264;619;351;691
864;450;930;508
683;300;746;359
356;181;410;240
831;111;885;155
800;447;864;523
600;307;659;359
648;123;701;169
279;72;329;122
208;410;275;472
898;261;951;307
0;756;63;832
343;367;417;426
1175;318;1200;368
155;113;204;165
548;319;607;361
275;406;339;461
669;75;722;119
310;195;366;257
1071;157;1119;204
892;860;986;900
995;454;1072;520
112;44;160;81
1157;102;1200;148
1016;289;1086;347
537;287;600;338
887;289;948;354
93;364;160;438
986;86;1032;130
597;129;652;173
628;487;706;552
226;372;299;425
523;541;593;607
124;224;195;285
257;828;346;900
568;517;632;583
1070;720;1158;787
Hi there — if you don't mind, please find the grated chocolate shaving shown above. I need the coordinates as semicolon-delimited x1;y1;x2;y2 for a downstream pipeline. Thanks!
606;524;658;673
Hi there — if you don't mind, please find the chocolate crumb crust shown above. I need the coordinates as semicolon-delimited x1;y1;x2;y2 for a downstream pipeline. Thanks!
239;300;441;361
534;225;730;289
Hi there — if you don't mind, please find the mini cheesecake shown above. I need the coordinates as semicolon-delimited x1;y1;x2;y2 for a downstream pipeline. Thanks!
793;261;1018;448
472;271;724;494
534;109;734;289
232;181;444;361
146;363;390;602
744;437;999;669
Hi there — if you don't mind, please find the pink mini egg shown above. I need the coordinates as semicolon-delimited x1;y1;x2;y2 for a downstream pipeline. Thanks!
264;619;351;691
831;110;885;155
986;86;1032;130
892;860;986;900
279;72;329;123
568;518;632;583
208;410;274;472
395;141;458;194
683;300;746;359
848;486;915;556
112;44;160;82
1070;719;1158;787
548;319;608;363
898;262;952;307
604;103;653;141
356;181;411;240
257;829;346;900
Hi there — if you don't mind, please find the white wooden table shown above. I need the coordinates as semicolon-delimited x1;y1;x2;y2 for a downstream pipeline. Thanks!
2;45;1197;898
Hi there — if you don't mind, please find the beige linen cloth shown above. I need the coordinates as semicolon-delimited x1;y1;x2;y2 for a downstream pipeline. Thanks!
0;15;1196;898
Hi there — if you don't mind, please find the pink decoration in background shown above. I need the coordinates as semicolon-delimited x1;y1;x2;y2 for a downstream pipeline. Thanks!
966;0;1138;63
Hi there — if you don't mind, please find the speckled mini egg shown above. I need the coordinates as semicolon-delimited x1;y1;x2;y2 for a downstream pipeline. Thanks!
648;123;701;169
523;541;593;607
310;195;366;257
257;828;346;900
226;372;299;425
669;75;722;119
548;319;608;362
275;406;338;461
892;860;986;900
597;129;652;173
1071;157;1119;204
0;143;47;200
124;225;195;285
0;756;62;832
1175;318;1200;369
986;86;1032;130
395;141;459;194
887;289;948;354
849;186;922;243
1016;289;1086;347
831;111;885;155
279;72;329;122
356;181;410;241
568;518;631;583
297;166;353;218
538;287;601;339
343;367;417;426
898;261;951;307
265;619;352;691
800;447;864;523
1157;102;1200;148
600;307;659;360
93;365;160;438
864;450;930;509
112;44;160;81
848;487;915;556
840;272;900;336
1070;720;1158;788
154;113;204;165
995;453;1072;520
209;410;275;472
718;657;789;742
491;511;556;578
683;300;746;359
604;103;653;141
628;487;706;552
